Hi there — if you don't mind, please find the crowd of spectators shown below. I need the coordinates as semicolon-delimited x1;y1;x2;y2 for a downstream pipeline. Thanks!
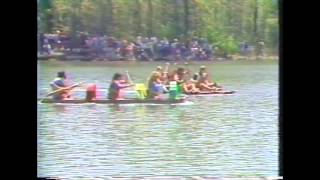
38;31;260;60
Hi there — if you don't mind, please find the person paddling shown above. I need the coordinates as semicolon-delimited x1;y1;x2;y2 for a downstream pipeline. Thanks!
194;65;222;91
148;65;169;85
108;73;133;100
50;71;72;100
171;67;199;94
147;71;168;99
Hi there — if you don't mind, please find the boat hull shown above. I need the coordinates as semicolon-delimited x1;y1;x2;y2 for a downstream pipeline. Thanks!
39;98;186;104
185;90;236;95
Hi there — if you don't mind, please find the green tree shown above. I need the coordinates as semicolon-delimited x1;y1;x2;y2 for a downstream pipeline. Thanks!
38;0;279;55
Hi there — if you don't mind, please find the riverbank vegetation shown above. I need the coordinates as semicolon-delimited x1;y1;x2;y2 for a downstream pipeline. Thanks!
38;0;279;57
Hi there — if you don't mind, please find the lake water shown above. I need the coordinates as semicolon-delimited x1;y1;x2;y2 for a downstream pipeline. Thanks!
37;60;279;179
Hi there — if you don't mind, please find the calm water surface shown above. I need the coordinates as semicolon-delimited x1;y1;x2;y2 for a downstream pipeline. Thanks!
38;60;278;178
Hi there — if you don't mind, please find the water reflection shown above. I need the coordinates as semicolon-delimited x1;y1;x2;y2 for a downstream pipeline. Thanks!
38;61;278;177
109;104;125;112
50;104;68;113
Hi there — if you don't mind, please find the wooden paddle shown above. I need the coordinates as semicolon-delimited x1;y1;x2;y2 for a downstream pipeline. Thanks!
164;62;170;73
40;81;85;103
47;81;85;96
125;71;146;99
183;62;192;79
125;71;134;85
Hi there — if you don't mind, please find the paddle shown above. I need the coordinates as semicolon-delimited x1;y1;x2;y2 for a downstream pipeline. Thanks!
164;62;170;74
125;71;138;92
126;71;147;99
125;71;134;85
162;62;171;86
50;81;84;96
183;62;192;79
46;81;85;97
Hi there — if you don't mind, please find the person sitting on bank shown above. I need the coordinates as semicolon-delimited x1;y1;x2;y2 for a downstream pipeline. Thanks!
108;73;133;100
147;71;168;99
194;65;222;91
50;71;72;100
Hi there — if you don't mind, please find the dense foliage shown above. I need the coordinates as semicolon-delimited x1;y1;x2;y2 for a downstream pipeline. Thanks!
38;0;279;54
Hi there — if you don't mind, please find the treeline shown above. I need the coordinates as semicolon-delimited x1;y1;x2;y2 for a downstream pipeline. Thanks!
38;0;279;55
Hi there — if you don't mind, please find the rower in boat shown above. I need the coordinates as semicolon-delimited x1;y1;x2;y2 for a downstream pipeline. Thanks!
50;71;72;100
194;65;222;91
171;67;199;94
146;65;169;86
108;73;134;100
147;71;169;99
156;66;169;83
185;76;201;94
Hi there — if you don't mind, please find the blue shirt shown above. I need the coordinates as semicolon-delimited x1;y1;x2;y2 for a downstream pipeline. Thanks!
150;82;164;94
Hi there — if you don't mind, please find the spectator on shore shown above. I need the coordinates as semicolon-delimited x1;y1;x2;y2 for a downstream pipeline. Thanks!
126;42;136;60
244;42;249;56
256;40;265;56
39;33;45;54
136;36;142;46
39;33;219;61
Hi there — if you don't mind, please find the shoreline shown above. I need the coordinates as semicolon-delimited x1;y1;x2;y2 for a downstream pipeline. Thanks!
38;58;278;67
38;55;278;63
